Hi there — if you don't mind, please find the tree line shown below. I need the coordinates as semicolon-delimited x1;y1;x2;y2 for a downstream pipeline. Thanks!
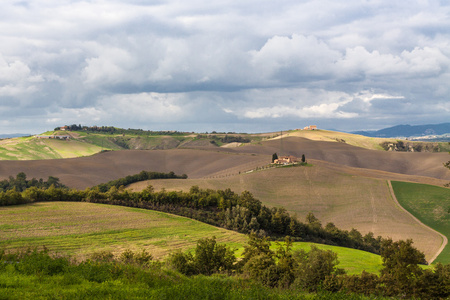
93;171;187;192
0;172;66;192
1;173;391;255
56;124;187;136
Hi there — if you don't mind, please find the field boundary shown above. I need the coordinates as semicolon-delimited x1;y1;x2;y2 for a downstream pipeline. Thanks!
387;180;448;264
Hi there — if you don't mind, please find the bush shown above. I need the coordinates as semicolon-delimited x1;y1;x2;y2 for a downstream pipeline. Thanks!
168;237;236;276
168;250;196;276
14;248;69;276
292;245;344;292
119;249;153;267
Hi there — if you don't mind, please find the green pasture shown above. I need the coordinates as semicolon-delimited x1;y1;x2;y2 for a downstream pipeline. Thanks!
81;134;123;150
0;136;106;160
0;202;383;275
391;181;450;264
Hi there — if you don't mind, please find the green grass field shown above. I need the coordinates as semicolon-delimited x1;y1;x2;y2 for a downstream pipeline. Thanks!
391;181;450;264
0;202;383;274
0;136;107;160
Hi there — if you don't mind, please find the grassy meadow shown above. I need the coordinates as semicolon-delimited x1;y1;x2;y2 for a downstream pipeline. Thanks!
391;181;450;264
0;201;383;275
0;136;106;160
0;202;246;260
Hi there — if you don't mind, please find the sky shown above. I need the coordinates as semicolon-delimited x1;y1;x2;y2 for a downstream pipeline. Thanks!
0;0;449;134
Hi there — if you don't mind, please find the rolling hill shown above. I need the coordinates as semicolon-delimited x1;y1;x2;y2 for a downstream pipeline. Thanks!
0;201;384;274
0;129;449;263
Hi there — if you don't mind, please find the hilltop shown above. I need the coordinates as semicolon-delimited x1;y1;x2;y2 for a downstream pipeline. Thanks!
1;126;449;161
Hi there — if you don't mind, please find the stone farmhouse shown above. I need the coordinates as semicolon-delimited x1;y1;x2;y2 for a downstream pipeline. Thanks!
273;155;299;165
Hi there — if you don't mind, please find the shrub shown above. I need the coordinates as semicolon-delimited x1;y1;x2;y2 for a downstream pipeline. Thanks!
168;237;236;276
14;248;69;276
292;245;344;292
119;249;153;267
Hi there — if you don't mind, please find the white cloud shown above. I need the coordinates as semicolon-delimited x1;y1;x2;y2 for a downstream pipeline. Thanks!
98;92;185;123
251;34;341;81
1;0;450;133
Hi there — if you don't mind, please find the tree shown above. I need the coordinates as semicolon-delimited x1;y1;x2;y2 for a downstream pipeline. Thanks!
169;236;236;276
445;158;450;187
292;245;343;292
379;238;426;297
301;154;306;163
240;234;277;286
272;153;278;163
193;236;236;275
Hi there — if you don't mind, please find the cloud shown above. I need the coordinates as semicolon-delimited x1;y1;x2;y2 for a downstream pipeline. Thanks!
1;0;450;134
251;34;341;82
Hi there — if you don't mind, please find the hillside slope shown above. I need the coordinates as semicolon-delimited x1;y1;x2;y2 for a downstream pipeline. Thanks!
1;128;449;161
0;135;448;188
1;134;449;262
128;160;444;262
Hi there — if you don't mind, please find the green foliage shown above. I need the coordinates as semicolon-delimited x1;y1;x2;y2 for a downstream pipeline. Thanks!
168;237;236;276
272;152;278;163
94;170;187;192
119;249;153;267
340;271;379;296
293;245;344;292
62;124;188;137
240;235;344;290
0;172;66;192
13;248;70;276
379;238;426;297
0;238;448;299
240;234;277;286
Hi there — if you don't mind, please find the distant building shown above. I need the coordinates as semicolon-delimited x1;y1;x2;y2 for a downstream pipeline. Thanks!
303;125;317;130
273;155;299;165
60;126;68;131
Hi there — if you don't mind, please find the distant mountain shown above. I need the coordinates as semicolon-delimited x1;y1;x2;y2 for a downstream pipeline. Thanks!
0;133;31;139
352;123;450;139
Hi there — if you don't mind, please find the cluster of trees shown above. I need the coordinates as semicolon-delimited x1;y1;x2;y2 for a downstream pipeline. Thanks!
94;171;187;192
218;135;251;144
0;172;66;192
0;174;385;255
169;235;449;299
56;124;186;136
380;141;440;152
195;134;252;145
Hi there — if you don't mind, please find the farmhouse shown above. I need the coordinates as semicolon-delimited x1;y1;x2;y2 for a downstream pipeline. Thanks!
274;155;299;165
303;125;317;130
